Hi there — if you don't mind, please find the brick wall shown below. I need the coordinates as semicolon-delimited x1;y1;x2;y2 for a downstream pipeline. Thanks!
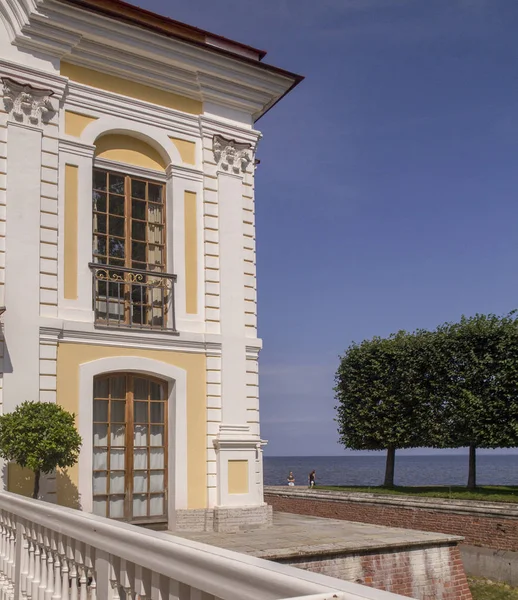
265;489;518;552
277;544;472;600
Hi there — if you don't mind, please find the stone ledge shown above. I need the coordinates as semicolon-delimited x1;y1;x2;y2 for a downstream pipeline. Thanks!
174;505;272;533
265;485;518;519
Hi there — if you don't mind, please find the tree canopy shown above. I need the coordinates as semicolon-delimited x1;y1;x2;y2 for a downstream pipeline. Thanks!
334;311;518;488
0;401;82;498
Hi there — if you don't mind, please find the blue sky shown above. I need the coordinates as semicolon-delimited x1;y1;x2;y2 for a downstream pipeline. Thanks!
130;0;518;455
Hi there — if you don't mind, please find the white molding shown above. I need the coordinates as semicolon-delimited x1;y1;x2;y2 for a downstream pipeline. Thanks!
167;164;204;183
40;325;222;354
58;138;95;158
94;157;166;182
0;58;67;98
78;356;188;527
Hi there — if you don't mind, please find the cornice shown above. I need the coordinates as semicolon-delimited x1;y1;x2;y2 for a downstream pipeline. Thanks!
3;0;297;120
167;164;204;183
59;138;95;158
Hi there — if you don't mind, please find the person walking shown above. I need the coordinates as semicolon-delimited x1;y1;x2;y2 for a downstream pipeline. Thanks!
287;472;295;486
308;470;316;488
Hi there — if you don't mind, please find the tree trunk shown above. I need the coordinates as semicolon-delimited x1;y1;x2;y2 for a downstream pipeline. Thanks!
467;444;477;490
33;469;40;500
384;446;396;487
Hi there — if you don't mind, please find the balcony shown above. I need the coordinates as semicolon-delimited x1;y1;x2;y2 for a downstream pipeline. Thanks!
89;263;177;333
0;491;414;600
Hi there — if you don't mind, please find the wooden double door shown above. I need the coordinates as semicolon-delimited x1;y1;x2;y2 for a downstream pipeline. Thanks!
92;373;168;523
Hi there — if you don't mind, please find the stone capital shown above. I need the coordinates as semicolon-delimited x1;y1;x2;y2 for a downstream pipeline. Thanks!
2;77;56;127
212;134;253;175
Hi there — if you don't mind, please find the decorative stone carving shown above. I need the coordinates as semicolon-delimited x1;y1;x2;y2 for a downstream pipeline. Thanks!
213;135;253;174
1;77;55;126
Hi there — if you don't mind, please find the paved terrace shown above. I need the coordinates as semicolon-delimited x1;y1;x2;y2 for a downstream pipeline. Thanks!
175;511;462;560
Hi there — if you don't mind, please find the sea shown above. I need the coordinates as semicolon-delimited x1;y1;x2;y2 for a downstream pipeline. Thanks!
263;454;518;487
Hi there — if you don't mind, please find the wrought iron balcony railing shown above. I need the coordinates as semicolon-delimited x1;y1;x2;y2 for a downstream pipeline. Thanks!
89;263;177;333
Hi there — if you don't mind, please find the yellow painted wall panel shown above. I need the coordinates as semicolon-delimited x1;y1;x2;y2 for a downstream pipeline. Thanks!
65;111;97;137
56;343;207;509
64;165;78;300
228;460;249;495
170;137;196;165
95;134;166;171
184;191;198;314
61;62;202;115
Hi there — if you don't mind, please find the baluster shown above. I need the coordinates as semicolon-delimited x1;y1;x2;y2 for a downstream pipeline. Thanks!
51;552;61;600
44;535;54;600
20;529;29;600
31;536;41;600
78;568;87;600
109;561;120;600
68;563;77;600
88;570;96;600
38;546;47;600
58;538;68;600
26;538;35;600
0;517;7;594
6;519;15;600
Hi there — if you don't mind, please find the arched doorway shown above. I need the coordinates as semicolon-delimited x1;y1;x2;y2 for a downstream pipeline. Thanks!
92;373;168;523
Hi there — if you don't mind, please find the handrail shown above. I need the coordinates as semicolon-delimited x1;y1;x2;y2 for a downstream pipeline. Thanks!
0;491;415;600
88;262;177;281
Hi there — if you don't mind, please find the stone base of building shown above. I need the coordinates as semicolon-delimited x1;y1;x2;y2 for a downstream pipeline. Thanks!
174;504;272;533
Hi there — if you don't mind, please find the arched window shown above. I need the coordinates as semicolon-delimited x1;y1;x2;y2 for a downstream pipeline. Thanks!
92;373;168;523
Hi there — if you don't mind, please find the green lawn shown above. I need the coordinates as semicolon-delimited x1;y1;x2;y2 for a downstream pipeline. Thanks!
469;578;518;600
315;485;518;503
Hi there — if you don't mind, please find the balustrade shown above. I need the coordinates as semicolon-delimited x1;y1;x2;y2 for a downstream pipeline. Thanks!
0;491;414;600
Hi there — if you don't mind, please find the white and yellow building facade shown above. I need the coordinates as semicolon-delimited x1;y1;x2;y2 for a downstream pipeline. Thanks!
0;0;301;531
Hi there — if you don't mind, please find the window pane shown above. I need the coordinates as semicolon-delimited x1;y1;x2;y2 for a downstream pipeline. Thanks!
93;191;107;213
134;424;148;447
133;471;148;493
149;381;165;401
134;449;147;469
132;220;146;241
109;216;125;237
149;494;164;516
94;213;107;235
109;238;125;259
132;494;147;517
93;399;108;421
132;242;146;262
110;424;125;446
93;170;107;191
111;400;125;423
131;179;146;199
109;195;125;216
109;496;125;519
150;471;164;493
132;200;146;221
150;448;164;469
111;376;126;399
93;235;107;257
93;472;107;494
148;205;163;225
148;184;163;203
109;174;125;195
93;424;108;447
110;472;125;494
92;496;107;517
150;403;164;424
150;425;164;447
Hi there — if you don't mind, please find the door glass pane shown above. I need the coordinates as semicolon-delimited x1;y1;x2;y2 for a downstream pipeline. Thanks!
134;402;148;423
94;379;109;399
134;379;148;400
93;496;107;517
132;494;147;517
93;472;107;494
110;376;126;399
133;471;148;493
109;496;125;519
150;471;164;493
110;471;125;494
150;448;164;469
149;381;165;401
93;449;107;470
150;403;164;424
150;425;164;447
110;424;125;446
93;400;108;422
111;400;126;423
110;449;125;470
93;424;108;447
134;449;147;469
149;494;164;517
134;424;148;447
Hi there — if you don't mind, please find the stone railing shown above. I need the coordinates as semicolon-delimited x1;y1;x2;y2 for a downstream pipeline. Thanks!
0;490;414;600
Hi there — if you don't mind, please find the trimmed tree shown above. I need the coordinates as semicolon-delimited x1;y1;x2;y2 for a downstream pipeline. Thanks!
334;330;437;487
0;401;82;499
434;313;518;489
